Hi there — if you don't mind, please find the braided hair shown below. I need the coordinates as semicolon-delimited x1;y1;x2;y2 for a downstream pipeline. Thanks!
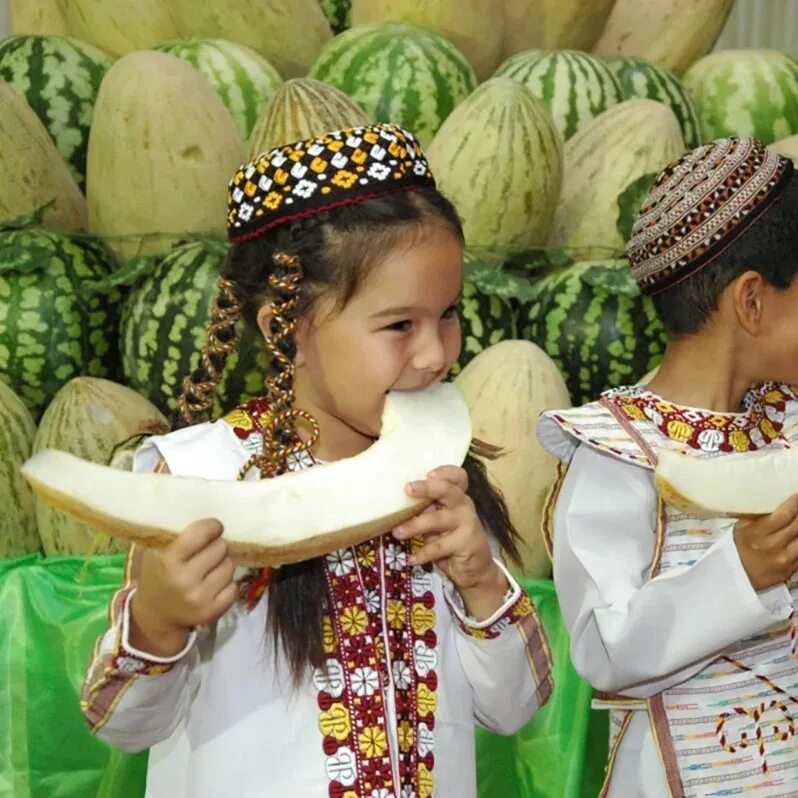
178;188;519;680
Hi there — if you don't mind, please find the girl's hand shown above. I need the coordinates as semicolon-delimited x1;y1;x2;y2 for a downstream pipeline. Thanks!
393;466;509;620
130;519;238;657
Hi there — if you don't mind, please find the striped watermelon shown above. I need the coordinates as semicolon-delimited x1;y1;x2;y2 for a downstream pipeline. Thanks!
683;50;798;145
0;35;113;189
33;377;168;555
120;239;271;419
518;259;666;404
152;38;282;141
607;56;702;148
494;49;623;141
452;276;518;377
0;379;39;557
427;77;562;250
308;23;477;146
0;227;120;418
249;77;370;156
320;0;351;34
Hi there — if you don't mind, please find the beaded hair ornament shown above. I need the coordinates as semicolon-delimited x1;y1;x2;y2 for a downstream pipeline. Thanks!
180;123;437;486
627;136;794;296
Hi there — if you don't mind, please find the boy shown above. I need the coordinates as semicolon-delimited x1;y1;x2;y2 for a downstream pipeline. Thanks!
538;137;798;797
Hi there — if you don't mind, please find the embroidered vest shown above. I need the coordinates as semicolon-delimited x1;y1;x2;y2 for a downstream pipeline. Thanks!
540;383;798;798
222;397;439;798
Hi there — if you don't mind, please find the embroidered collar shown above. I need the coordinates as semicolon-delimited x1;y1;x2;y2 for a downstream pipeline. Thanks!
603;381;792;453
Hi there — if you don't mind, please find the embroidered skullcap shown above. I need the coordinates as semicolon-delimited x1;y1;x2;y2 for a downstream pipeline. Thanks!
227;123;435;243
627;136;794;296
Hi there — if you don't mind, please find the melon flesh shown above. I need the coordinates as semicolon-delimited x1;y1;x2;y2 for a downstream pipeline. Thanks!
22;383;471;566
655;447;798;518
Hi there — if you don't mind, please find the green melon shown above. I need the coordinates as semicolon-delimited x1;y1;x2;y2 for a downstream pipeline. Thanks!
0;34;114;189
607;55;702;148
120;239;272;419
309;22;477;146
517;259;666;404
683;49;798;145
427;77;562;250
494;48;623;141
152;38;282;141
0;378;39;558
0;227;120;418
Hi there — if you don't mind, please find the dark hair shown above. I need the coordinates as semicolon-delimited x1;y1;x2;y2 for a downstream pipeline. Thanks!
652;172;798;336
178;187;520;681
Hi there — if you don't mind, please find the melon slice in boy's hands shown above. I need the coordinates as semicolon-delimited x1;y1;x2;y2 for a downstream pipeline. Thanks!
655;446;797;519
21;383;472;567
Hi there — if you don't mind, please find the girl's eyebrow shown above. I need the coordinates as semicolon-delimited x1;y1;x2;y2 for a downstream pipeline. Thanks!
370;291;462;319
370;305;416;318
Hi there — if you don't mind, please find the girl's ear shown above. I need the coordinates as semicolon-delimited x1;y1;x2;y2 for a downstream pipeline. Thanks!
731;270;765;335
256;301;309;367
256;303;272;343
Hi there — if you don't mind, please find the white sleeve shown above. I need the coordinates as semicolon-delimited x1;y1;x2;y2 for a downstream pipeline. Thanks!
553;444;793;697
81;585;202;753
442;561;554;735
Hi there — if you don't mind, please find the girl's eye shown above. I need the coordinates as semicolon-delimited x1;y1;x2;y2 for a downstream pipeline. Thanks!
442;304;459;320
385;319;413;332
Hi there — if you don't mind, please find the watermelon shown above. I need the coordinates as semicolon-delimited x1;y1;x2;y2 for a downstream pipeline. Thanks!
320;0;351;34
33;376;169;556
0;379;40;558
607;56;702;148
120;239;271;419
308;23;477;146
249;77;370;156
517;259;667;405
0;227;120;418
152;38;282;141
494;49;623;141
452;276;518;377
548;98;685;255
683;49;798;145
0;35;114;189
427;77;562;250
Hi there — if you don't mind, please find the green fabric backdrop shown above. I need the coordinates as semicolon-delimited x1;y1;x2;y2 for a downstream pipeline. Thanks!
0;555;607;797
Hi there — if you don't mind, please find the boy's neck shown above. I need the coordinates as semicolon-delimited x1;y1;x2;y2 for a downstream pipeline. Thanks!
645;333;755;414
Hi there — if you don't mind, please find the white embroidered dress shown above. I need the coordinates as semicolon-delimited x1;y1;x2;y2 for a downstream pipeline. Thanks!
82;400;552;798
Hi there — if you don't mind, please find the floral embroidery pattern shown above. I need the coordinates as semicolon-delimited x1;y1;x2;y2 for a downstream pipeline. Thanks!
318;535;438;798
606;382;793;453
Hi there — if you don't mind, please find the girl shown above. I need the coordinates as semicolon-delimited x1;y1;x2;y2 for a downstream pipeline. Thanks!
81;123;552;798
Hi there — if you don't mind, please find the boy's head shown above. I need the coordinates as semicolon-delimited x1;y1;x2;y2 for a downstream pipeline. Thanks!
627;137;798;337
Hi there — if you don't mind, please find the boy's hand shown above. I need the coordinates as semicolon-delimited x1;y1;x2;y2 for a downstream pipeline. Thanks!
393;466;509;620
130;519;237;657
733;494;798;591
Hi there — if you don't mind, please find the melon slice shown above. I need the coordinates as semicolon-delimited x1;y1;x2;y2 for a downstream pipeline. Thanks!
21;383;471;566
655;446;797;518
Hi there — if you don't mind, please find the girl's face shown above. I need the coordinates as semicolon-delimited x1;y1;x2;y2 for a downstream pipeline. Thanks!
280;225;463;460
